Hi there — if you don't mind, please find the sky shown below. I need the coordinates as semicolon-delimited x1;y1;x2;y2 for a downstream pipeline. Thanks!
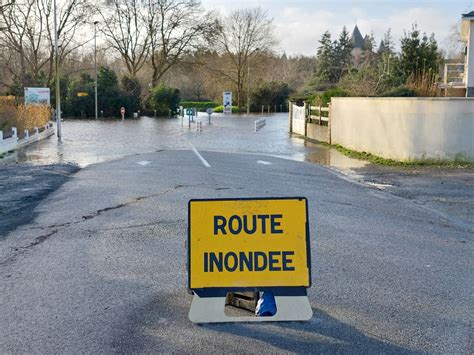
201;0;474;56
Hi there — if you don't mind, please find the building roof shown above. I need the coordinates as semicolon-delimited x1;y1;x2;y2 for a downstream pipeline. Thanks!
462;11;474;19
378;40;386;53
351;25;365;49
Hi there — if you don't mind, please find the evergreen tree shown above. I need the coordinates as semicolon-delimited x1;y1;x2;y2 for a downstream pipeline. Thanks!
334;26;353;80
382;28;395;54
314;31;335;84
399;24;440;80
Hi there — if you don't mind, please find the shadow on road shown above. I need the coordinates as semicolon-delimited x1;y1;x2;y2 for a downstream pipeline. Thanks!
117;291;415;354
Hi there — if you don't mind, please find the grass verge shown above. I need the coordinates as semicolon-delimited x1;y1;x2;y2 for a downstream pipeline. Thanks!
322;143;474;168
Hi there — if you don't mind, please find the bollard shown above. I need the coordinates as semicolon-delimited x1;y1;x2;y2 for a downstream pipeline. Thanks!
24;129;29;138
0;130;3;141
274;104;277;113
35;127;39;135
267;105;270;115
280;104;283;112
101;110;104;118
12;127;17;138
261;105;264;115
154;110;157;118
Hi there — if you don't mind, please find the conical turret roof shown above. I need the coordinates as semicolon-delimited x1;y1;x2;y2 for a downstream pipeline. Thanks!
350;25;365;49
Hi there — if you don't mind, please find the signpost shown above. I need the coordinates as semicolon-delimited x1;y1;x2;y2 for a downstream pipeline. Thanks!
188;197;312;323
223;91;232;115
186;108;194;127
120;106;125;120
206;107;213;124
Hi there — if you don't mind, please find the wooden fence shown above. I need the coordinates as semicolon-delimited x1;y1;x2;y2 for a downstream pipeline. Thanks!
289;102;331;143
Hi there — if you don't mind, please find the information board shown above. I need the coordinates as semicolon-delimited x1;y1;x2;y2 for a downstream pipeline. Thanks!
24;87;50;105
223;91;232;114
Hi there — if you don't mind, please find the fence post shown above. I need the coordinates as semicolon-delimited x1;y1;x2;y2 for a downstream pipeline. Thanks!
35;127;39;135
289;101;293;133
303;101;308;137
12;127;17;138
0;131;3;141
328;103;332;144
24;129;29;139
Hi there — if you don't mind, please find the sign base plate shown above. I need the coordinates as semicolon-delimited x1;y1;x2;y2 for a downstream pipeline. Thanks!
189;294;313;323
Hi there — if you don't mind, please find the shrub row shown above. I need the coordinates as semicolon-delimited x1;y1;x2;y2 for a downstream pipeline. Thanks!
180;101;219;112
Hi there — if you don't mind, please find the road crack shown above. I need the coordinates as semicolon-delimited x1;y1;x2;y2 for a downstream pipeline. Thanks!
1;184;194;267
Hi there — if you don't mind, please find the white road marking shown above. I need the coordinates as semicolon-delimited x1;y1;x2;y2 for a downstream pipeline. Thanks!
137;161;151;166
257;160;272;165
190;144;211;168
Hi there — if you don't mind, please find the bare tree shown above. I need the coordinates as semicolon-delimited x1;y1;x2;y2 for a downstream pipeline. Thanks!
42;0;93;83
145;0;216;86
0;0;91;91
213;7;276;108
97;0;150;76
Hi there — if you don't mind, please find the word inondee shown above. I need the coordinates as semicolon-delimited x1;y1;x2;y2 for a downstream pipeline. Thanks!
203;251;295;272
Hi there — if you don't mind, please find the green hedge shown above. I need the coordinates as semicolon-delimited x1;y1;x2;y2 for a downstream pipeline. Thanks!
180;101;219;112
213;105;241;113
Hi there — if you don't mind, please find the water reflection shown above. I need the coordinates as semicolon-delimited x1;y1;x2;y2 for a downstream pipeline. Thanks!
5;114;368;169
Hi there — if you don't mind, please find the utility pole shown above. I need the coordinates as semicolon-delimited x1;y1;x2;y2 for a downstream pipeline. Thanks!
94;21;99;120
53;0;61;138
247;48;259;115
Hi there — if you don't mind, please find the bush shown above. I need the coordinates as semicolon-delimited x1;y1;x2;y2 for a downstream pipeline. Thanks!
147;84;181;116
0;96;51;131
319;88;349;106
251;81;292;111
180;101;219;112
381;86;417;97
213;105;240;113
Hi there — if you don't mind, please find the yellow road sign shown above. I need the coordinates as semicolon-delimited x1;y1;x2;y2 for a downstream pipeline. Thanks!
188;197;311;290
77;92;88;97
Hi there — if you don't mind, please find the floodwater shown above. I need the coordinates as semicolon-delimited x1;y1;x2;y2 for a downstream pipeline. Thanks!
5;113;368;169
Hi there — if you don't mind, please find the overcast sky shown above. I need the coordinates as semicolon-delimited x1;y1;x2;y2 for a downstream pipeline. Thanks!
201;0;473;56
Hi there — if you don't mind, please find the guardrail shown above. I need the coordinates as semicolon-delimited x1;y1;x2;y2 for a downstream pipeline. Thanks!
255;118;266;132
1;122;54;155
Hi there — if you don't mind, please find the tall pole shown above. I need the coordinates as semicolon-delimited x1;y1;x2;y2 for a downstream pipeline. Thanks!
247;56;251;115
53;0;61;138
94;21;98;120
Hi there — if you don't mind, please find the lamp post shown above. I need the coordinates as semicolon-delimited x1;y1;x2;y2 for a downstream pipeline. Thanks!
94;21;99;120
247;48;259;115
53;0;61;138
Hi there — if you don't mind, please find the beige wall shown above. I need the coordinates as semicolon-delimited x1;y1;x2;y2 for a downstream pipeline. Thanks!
306;123;330;143
331;98;474;161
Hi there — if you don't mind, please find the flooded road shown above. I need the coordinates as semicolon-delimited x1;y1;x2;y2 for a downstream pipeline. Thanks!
7;113;368;169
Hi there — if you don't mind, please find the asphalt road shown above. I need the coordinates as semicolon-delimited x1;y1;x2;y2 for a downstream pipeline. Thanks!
1;148;472;353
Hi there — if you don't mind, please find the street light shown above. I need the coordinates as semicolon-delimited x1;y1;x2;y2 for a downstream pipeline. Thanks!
94;21;99;120
247;48;259;115
53;0;61;138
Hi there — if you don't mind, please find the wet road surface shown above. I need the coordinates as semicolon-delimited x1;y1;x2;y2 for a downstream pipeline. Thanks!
0;113;473;353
